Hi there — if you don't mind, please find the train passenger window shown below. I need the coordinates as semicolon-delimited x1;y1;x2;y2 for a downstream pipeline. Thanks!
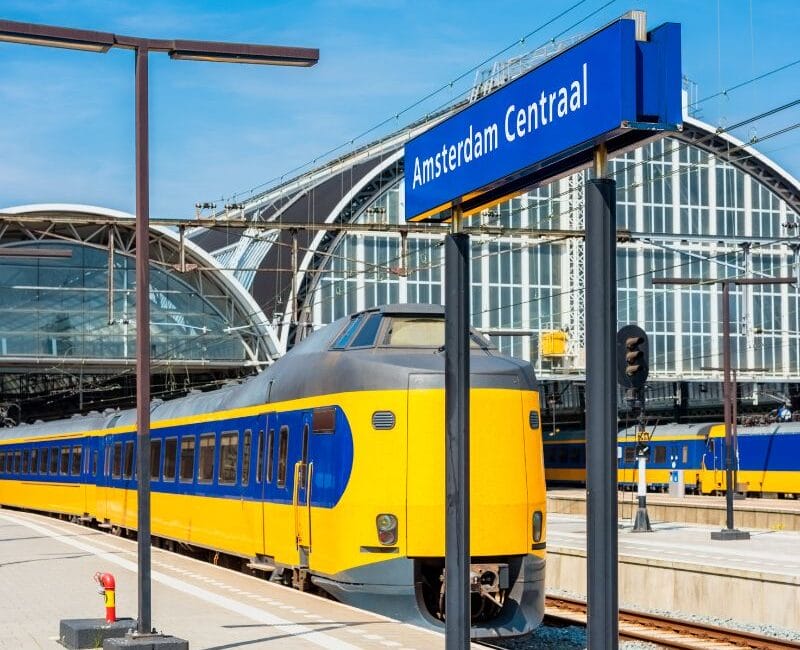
654;446;666;464
198;433;216;484
71;445;82;476
150;440;162;480
255;430;264;485
331;314;364;349
123;441;134;479
92;450;98;476
112;442;122;478
50;447;58;474
0;452;4;474
277;426;288;488
217;432;237;485
350;313;382;348
163;438;177;481
242;430;252;487
312;408;335;434
84;447;90;474
14;451;20;473
180;436;195;483
682;445;688;464
30;449;38;474
266;429;275;484
60;447;70;475
22;450;29;474
624;447;636;463
39;448;48;474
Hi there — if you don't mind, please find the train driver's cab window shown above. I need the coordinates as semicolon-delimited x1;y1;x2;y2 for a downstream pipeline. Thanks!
71;445;82;476
180;436;196;483
198;433;215;484
163;437;177;481
123;441;134;479
654;445;667;464
112;442;122;478
382;317;490;349
331;314;364;349
349;313;383;348
60;447;70;475
624;446;636;463
218;431;237;485
277;426;289;488
150;439;162;480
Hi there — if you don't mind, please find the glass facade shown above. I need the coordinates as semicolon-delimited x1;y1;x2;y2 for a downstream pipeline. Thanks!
0;240;258;364
308;135;800;382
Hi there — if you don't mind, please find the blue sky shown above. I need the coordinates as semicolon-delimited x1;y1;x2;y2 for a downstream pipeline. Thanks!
1;0;799;219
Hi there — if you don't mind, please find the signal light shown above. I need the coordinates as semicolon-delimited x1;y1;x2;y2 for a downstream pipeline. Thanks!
617;325;649;389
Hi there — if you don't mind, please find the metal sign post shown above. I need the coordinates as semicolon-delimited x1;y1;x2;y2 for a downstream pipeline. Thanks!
444;207;471;648
585;149;619;649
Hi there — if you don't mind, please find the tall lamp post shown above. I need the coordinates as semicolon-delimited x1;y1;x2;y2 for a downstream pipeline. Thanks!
652;276;793;541
0;19;318;636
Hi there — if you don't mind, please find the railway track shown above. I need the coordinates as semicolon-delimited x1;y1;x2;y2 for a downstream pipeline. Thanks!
544;595;800;650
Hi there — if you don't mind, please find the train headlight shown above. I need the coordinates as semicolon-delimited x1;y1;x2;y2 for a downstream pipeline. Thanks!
376;513;398;545
532;510;543;543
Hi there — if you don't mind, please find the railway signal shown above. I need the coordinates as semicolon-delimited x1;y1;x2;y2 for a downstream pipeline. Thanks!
617;325;649;389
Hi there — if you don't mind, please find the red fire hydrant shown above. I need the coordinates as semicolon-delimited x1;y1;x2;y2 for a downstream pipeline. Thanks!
94;572;116;623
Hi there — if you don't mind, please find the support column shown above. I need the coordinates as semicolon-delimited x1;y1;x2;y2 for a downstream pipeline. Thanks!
585;170;618;650
445;207;470;649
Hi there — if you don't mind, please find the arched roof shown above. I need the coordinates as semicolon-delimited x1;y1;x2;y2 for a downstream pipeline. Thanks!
0;203;279;364
190;107;800;355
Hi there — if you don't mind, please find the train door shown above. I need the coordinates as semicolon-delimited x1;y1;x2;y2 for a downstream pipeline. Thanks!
251;413;271;558
97;435;113;522
293;412;313;566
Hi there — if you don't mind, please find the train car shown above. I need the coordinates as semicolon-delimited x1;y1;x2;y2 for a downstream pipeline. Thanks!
0;303;546;639
544;422;800;497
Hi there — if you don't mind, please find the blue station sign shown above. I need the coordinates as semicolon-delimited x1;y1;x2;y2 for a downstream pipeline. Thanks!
405;18;681;222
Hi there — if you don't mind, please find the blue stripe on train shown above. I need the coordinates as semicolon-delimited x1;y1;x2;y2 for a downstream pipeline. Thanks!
0;405;354;509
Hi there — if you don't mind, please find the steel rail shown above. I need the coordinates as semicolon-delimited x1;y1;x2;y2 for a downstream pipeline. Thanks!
545;595;800;650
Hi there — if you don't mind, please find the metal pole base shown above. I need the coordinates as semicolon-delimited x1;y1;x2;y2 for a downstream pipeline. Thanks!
710;528;750;541
631;496;652;533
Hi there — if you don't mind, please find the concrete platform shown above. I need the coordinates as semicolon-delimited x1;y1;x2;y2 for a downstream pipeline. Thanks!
0;509;486;649
548;488;800;531
547;512;800;632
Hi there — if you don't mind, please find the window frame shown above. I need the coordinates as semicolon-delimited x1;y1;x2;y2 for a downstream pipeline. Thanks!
122;440;134;479
71;445;83;476
150;439;162;481
163;437;178;482
276;426;289;488
241;429;252;488
266;428;275;484
198;433;216;484
179;435;196;483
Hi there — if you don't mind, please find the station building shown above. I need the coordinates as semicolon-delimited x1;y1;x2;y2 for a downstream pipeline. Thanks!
191;74;800;425
3;57;799;427
0;204;277;422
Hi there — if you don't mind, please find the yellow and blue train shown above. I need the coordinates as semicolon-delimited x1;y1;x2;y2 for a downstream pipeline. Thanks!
0;304;546;638
544;421;800;497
